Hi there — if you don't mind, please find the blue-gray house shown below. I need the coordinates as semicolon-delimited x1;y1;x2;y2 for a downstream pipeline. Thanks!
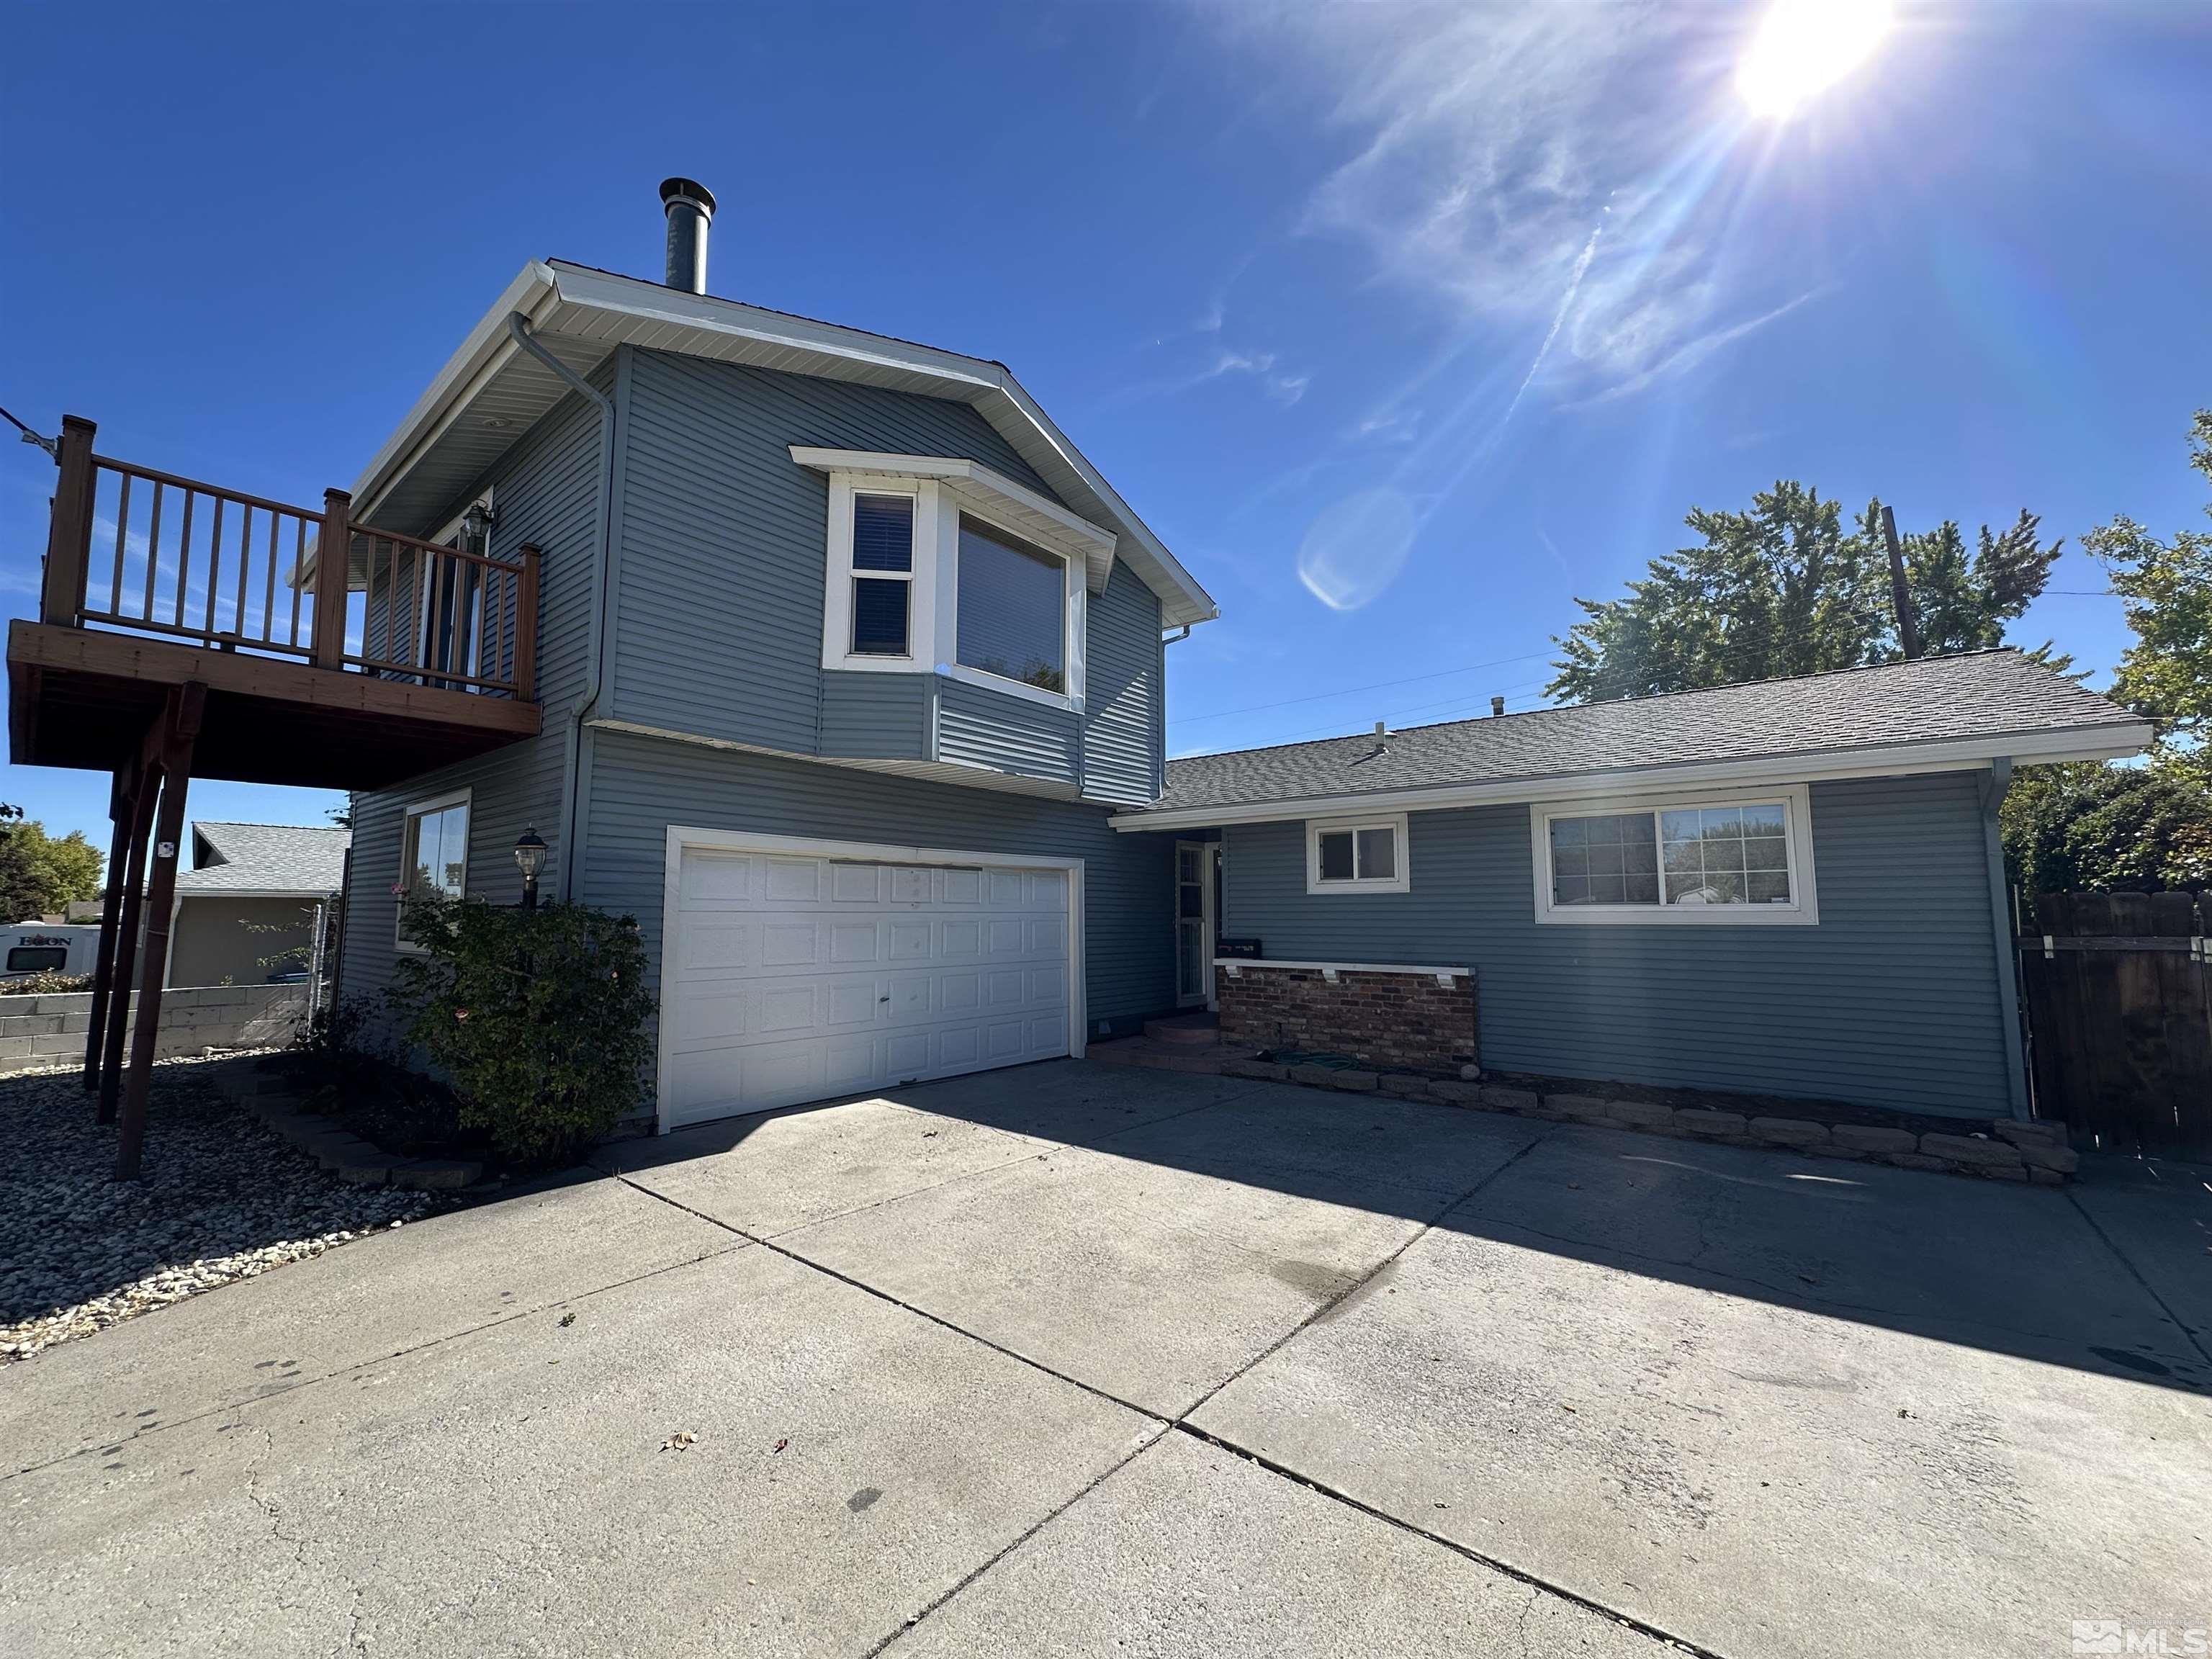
331;181;2149;1131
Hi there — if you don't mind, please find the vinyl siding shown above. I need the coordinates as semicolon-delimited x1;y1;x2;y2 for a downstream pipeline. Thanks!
608;349;1166;803
1219;773;2010;1118
817;672;931;760
577;726;1178;1069
1080;563;1164;804
936;677;1079;786
338;377;604;1011
609;350;1050;752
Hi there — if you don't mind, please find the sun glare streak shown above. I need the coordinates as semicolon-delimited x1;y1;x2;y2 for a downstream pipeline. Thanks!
1737;0;1897;119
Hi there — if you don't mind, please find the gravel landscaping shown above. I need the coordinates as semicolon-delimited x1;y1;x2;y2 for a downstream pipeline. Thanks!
1;1056;433;1362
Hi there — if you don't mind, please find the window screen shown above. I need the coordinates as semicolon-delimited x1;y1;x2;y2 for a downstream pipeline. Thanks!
1549;801;1793;908
850;494;914;655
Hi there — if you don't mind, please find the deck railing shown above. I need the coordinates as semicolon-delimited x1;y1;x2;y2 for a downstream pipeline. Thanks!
37;415;538;700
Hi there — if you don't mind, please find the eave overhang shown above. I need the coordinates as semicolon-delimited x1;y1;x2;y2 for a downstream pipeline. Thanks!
1110;720;2159;833
344;260;1218;627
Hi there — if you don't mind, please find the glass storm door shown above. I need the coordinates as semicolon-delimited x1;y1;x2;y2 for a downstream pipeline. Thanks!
1175;841;1214;1009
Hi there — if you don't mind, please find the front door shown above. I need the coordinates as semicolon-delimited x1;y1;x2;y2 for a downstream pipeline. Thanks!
1175;840;1215;1010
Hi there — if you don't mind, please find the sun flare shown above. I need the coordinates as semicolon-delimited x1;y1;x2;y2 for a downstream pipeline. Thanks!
1737;0;1897;120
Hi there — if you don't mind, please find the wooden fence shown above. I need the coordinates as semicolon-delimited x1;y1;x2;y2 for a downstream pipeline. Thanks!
2016;891;2211;1161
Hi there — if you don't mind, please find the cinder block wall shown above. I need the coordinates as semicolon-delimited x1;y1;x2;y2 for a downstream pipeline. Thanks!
0;985;309;1077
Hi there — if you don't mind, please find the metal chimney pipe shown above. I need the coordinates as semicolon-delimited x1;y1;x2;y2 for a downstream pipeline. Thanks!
1491;696;1506;716
658;178;716;294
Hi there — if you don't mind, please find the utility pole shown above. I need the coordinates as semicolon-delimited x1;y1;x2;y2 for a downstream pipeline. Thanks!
1881;504;1922;659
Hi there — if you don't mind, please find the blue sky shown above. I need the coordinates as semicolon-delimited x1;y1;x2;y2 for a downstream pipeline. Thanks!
4;2;2208;849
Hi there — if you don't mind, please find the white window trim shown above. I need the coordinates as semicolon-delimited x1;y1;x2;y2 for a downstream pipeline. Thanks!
821;475;936;674
394;786;472;952
1529;783;1819;927
816;466;1086;711
1305;812;1411;895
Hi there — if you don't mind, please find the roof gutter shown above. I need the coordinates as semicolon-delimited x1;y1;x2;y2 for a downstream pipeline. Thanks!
1111;720;2157;832
505;310;619;903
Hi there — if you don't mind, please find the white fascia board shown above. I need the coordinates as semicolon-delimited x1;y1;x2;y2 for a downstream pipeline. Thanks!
336;258;1220;628
1110;720;2157;833
989;374;1219;629
790;446;1117;590
349;261;560;518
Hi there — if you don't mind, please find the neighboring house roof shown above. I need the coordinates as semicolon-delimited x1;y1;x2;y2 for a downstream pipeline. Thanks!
1123;651;2153;830
341;258;1218;628
174;822;350;896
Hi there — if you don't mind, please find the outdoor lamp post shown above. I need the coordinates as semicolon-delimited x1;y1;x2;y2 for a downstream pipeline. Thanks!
513;825;547;911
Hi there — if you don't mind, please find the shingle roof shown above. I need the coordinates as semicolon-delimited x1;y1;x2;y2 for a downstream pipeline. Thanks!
175;822;350;895
1148;650;2144;816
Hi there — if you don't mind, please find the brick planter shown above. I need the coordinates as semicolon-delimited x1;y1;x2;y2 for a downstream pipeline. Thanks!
1215;959;1478;1074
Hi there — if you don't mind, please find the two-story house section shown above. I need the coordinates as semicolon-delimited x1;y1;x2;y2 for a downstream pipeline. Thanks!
338;180;1219;1126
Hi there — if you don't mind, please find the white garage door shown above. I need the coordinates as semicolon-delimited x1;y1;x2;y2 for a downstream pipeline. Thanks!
661;843;1076;1128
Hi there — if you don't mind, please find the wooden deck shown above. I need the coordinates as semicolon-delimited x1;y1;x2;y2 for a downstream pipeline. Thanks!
9;621;539;790
7;412;547;1177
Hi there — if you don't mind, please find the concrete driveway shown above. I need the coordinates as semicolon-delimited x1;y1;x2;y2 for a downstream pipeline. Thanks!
4;1062;2206;1658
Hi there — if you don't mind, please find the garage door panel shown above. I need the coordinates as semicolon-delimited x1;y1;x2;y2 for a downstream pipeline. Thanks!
665;847;1076;1128
680;852;755;903
830;862;884;903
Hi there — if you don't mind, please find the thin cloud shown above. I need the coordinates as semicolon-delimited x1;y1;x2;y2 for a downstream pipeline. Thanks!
1564;288;1825;408
1209;5;1802;398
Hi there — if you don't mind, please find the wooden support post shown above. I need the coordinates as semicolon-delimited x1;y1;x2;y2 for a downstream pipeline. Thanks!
112;685;204;1181
81;761;140;1092
511;544;541;699
312;489;352;670
40;415;97;627
96;757;163;1124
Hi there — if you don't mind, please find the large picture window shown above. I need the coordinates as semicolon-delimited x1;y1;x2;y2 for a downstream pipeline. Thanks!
1531;786;1817;925
956;516;1066;693
397;790;471;948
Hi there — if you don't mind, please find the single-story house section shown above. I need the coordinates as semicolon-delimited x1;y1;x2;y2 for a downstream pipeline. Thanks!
165;822;349;988
1115;651;2151;1122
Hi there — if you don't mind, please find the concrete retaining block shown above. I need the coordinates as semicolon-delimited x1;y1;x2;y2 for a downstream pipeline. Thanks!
1833;1124;1917;1154
1749;1116;1830;1148
1605;1100;1676;1130
1676;1109;1748;1138
1919;1133;2023;1169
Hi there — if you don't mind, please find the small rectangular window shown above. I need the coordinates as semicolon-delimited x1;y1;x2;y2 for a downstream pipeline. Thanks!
398;793;470;947
849;494;914;656
1307;814;1409;893
6;946;68;974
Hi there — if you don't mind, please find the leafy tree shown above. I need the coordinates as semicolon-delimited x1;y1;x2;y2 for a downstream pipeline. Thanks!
0;807;104;922
2087;409;2212;783
1548;484;2066;703
2000;761;2212;894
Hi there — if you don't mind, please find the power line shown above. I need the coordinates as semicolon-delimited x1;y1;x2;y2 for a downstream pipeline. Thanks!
1;403;57;460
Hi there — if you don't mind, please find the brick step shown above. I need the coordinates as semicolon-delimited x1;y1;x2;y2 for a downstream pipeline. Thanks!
1141;1013;1221;1046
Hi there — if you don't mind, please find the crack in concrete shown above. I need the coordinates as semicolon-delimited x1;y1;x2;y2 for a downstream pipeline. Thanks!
2066;1187;2212;1370
1;1236;749;1485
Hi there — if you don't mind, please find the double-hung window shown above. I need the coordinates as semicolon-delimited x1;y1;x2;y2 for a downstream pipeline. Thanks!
1305;813;1410;894
848;493;915;657
397;789;471;948
1532;785;1817;925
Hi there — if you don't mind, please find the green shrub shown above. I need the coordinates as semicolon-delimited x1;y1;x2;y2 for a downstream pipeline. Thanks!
387;893;656;1164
